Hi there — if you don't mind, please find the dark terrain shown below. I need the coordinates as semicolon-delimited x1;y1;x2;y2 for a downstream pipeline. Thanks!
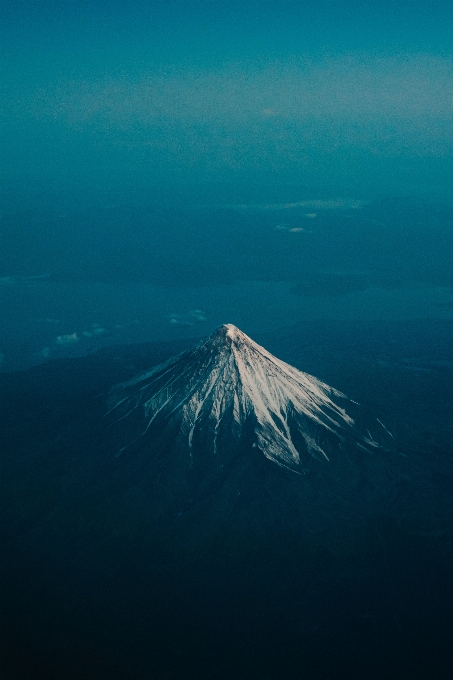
1;320;452;680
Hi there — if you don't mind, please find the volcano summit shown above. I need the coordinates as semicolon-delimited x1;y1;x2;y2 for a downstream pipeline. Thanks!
109;324;392;471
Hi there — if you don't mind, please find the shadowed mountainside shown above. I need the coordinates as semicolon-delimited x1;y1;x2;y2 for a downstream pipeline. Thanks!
1;320;452;680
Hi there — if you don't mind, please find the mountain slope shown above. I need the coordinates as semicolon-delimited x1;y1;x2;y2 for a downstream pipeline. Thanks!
108;324;394;471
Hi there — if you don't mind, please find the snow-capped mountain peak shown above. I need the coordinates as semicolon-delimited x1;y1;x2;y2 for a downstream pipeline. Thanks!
109;324;390;470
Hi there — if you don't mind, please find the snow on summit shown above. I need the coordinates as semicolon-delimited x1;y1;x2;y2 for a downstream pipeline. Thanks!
109;324;390;470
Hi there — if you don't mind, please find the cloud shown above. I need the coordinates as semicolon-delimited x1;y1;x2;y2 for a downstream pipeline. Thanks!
167;309;207;326
188;310;207;322
17;55;453;166
81;324;108;338
276;225;311;233
234;199;365;212
29;56;453;125
56;333;79;345
90;324;107;336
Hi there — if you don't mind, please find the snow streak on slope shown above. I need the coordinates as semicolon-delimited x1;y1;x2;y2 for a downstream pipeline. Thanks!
109;324;387;470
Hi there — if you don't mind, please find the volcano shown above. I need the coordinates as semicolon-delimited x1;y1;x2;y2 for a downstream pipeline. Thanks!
1;322;452;680
108;324;393;471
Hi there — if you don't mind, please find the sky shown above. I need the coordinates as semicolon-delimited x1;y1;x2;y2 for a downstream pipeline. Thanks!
1;0;452;370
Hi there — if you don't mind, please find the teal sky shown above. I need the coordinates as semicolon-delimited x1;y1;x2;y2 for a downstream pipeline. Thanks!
1;1;452;370
3;0;453;192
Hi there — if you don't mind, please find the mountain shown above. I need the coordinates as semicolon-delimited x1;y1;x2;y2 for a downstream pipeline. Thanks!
1;322;452;680
108;323;394;471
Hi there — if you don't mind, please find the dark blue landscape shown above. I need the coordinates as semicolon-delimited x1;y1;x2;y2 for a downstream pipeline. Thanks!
1;320;453;679
1;2;453;678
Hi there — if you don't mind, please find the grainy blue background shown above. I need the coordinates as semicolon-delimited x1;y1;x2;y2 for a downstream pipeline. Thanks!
1;0;452;370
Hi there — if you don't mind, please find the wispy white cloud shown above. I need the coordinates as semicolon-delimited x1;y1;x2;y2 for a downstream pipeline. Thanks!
91;324;107;336
56;333;79;345
233;199;365;212
167;309;207;326
275;225;312;233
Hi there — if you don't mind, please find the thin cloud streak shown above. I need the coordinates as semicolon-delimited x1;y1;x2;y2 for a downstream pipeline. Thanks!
27;55;453;127
10;54;449;178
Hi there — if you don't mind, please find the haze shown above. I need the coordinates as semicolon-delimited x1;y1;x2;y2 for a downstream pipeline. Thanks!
1;0;452;370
